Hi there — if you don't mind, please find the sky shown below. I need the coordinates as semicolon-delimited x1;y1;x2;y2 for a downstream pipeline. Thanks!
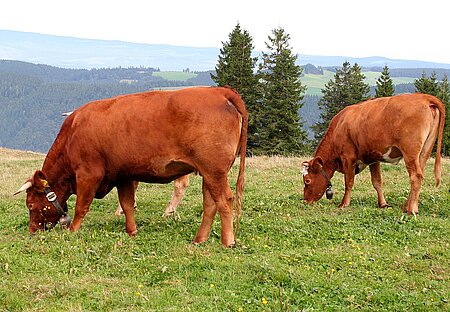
1;0;449;64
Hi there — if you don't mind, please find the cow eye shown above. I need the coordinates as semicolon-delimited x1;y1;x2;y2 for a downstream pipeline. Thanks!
304;178;312;185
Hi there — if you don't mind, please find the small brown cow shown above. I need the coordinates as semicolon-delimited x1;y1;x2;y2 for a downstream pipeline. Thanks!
302;93;445;214
15;87;247;247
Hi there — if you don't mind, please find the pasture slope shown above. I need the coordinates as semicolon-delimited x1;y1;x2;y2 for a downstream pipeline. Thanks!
0;148;449;311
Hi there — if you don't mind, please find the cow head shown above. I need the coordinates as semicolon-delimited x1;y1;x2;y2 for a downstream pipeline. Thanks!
302;157;333;203
14;170;70;234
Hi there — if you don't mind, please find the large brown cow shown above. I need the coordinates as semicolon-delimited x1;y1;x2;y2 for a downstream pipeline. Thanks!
64;111;191;217
302;93;445;214
14;87;247;247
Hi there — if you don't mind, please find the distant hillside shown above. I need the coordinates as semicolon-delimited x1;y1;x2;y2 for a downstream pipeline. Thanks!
0;59;446;152
2;30;450;70
0;60;214;152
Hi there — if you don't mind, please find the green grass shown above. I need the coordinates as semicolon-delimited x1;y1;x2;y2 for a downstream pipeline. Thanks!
152;71;197;81
302;70;417;96
152;70;416;96
1;150;449;311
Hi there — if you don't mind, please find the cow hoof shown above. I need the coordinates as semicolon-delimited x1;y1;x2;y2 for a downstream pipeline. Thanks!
222;240;236;248
192;240;205;246
163;211;179;220
192;237;207;245
379;204;392;209
127;230;138;236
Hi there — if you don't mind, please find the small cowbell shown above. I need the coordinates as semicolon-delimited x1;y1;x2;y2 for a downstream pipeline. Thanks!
59;214;71;228
325;186;334;200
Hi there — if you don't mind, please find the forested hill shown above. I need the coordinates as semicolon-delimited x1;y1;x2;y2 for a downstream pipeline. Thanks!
0;60;214;152
1;60;449;152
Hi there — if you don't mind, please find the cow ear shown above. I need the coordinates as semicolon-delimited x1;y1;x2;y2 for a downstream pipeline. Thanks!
311;156;324;171
32;170;48;193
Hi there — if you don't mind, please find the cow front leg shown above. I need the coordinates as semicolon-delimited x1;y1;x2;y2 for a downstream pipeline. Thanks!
163;175;189;217
70;192;96;232
193;181;217;245
69;171;104;232
339;162;356;208
117;181;138;236
369;163;389;208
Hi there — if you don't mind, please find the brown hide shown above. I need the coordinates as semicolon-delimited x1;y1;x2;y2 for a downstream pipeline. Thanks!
302;93;445;214
18;87;247;247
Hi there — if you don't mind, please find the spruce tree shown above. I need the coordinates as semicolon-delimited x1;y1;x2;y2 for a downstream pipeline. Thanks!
312;61;370;144
211;23;259;152
414;72;450;156
414;71;439;96
438;74;450;156
375;65;395;97
256;27;307;155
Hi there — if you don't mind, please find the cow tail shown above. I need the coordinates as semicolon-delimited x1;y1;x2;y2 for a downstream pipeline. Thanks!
430;96;446;188
223;87;248;237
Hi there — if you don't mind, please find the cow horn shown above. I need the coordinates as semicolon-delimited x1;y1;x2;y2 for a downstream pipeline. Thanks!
13;181;32;195
301;162;309;176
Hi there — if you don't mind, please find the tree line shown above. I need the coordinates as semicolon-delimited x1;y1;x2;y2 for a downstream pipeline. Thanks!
213;23;450;156
1;26;449;155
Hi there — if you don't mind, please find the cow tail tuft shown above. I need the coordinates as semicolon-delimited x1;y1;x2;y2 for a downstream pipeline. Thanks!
222;87;248;237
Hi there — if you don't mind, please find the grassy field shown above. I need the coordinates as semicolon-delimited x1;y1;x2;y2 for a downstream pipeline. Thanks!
153;70;417;96
302;70;416;96
0;149;449;311
153;71;197;81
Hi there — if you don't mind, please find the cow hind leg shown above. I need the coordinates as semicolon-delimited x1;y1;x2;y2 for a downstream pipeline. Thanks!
369;163;389;208
163;175;189;217
115;181;138;215
193;181;217;245
419;118;440;184
117;181;138;236
209;177;235;247
403;156;424;215
194;176;235;247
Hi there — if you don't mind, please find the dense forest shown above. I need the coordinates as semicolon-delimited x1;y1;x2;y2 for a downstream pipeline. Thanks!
0;61;216;151
0;60;446;152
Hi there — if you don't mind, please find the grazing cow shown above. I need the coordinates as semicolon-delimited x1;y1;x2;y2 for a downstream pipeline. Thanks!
63;111;190;217
115;175;190;216
15;87;247;247
302;93;445;214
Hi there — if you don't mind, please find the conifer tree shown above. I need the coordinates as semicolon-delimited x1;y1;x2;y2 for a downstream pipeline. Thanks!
312;61;370;144
255;27;307;155
438;74;450;156
414;72;450;156
211;23;259;152
414;71;439;96
375;65;395;97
